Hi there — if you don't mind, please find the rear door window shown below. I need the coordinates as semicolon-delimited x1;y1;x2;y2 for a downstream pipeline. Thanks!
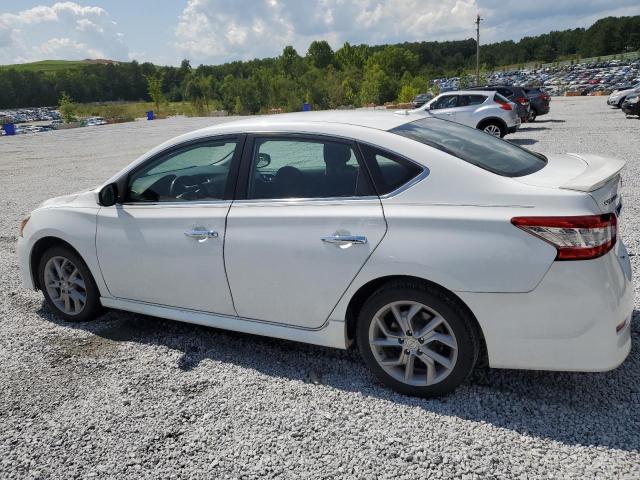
246;137;374;199
390;118;546;177
458;95;486;106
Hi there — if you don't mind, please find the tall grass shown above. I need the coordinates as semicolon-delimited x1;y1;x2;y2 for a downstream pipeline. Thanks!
71;101;227;120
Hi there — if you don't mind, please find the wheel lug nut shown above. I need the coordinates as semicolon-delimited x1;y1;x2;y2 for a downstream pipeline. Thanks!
418;338;424;344
398;338;404;344
406;330;412;336
404;349;410;355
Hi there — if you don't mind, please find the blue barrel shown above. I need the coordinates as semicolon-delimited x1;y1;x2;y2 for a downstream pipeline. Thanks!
302;102;311;111
2;123;15;135
146;111;155;120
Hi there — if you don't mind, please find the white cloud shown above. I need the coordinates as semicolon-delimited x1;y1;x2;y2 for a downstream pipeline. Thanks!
174;0;479;64
0;2;127;64
172;0;640;65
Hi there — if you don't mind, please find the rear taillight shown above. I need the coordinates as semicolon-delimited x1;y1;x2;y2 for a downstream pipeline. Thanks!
511;214;617;260
495;99;512;110
514;97;528;105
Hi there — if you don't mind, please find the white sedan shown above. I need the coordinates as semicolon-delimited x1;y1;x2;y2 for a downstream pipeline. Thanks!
17;111;633;397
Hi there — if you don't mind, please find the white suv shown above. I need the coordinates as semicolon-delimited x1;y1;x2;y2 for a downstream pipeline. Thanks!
413;90;521;137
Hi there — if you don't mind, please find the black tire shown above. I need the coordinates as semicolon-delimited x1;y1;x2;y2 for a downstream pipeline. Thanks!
617;97;626;108
528;108;537;122
477;120;505;138
356;281;480;398
37;245;102;322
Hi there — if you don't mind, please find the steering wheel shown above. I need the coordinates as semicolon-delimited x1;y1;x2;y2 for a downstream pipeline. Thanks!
169;176;202;200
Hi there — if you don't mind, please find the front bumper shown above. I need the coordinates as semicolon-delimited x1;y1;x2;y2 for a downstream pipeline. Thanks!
458;240;633;372
607;97;621;106
17;236;36;290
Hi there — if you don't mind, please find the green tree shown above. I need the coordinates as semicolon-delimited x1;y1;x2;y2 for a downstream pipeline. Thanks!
360;64;395;105
306;40;335;69
145;74;165;113
58;92;77;123
398;84;419;103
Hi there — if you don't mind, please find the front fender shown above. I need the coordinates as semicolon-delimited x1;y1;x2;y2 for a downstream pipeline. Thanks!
19;207;108;296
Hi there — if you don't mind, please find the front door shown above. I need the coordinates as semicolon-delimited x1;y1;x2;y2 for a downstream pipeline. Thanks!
428;94;459;121
96;137;242;315
224;135;387;328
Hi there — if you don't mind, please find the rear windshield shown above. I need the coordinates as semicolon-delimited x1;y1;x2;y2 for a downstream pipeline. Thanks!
390;118;547;177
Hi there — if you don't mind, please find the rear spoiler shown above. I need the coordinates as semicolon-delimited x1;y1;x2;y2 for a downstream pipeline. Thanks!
560;153;625;192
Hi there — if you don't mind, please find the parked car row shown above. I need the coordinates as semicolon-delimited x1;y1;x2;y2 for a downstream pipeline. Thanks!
0;116;109;136
0;107;61;124
433;58;640;97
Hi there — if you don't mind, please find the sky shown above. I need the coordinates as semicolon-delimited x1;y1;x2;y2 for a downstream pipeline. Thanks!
1;0;639;66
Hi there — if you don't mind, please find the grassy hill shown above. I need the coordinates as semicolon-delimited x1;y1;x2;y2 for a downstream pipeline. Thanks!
0;59;119;73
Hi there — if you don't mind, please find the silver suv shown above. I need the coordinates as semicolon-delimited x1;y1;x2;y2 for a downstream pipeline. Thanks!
413;90;521;137
607;82;640;108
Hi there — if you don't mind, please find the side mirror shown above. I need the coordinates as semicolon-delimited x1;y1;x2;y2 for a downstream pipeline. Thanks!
256;153;271;169
98;183;119;207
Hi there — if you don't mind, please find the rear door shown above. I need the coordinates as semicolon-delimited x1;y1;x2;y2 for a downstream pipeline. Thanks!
224;134;386;328
454;94;487;126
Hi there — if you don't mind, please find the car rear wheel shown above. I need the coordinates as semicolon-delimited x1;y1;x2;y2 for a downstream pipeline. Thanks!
357;282;480;397
528;109;537;122
479;121;504;138
38;245;102;322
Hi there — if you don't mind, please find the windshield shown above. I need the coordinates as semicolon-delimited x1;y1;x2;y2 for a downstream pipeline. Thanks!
390;118;547;177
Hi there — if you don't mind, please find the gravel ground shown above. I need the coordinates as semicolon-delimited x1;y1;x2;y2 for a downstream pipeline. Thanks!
1;99;639;479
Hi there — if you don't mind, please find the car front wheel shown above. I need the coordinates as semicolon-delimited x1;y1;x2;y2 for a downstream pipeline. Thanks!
357;282;480;397
38;245;102;322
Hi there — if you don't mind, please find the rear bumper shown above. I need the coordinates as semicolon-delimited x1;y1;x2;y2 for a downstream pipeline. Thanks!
533;103;550;115
458;240;633;372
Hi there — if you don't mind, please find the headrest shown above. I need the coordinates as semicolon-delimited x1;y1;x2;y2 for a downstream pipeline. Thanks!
323;143;352;169
275;166;303;182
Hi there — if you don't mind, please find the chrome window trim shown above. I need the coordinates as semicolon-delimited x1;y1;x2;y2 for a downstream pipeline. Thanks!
231;195;381;207
119;199;232;208
378;167;430;199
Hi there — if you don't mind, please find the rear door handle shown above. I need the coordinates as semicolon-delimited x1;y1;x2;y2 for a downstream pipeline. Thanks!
321;235;368;245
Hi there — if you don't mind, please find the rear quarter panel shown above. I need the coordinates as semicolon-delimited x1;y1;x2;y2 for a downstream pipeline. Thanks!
328;133;604;321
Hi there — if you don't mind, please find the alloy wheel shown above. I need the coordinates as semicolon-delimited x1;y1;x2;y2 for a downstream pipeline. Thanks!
483;124;502;137
44;256;87;315
368;301;458;386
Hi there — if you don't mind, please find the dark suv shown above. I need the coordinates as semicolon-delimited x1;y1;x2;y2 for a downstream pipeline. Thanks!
523;87;550;122
469;85;530;123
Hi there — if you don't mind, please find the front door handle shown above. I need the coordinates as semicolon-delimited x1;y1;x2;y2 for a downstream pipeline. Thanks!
321;235;368;246
184;228;218;241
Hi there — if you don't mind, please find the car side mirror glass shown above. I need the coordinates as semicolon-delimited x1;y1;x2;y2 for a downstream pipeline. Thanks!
256;153;271;169
98;183;119;207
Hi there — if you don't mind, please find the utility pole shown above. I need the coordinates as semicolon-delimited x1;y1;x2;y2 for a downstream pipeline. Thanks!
475;14;483;85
